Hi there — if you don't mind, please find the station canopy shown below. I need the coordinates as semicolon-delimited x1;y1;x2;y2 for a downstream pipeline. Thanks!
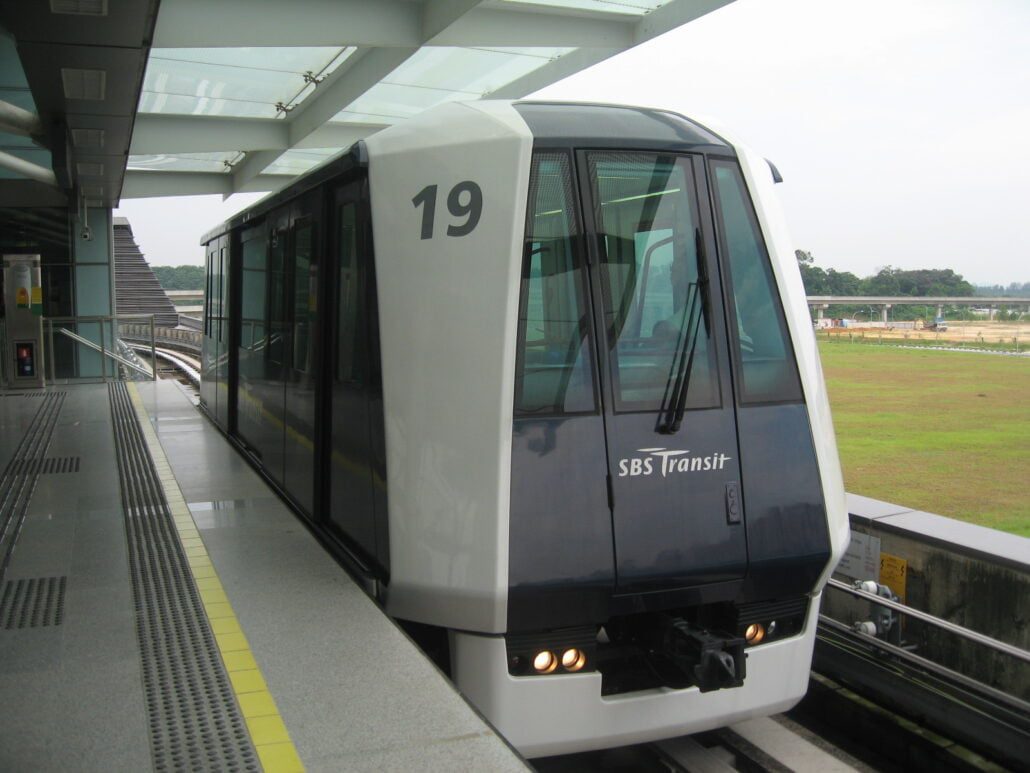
0;0;733;209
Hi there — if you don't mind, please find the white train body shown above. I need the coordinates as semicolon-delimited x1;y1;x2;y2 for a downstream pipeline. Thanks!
201;100;849;757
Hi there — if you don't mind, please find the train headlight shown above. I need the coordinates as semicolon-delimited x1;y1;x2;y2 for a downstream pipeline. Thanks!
744;623;766;645
533;650;558;674
561;648;587;672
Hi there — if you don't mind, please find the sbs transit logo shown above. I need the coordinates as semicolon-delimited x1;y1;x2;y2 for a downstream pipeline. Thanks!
617;448;732;478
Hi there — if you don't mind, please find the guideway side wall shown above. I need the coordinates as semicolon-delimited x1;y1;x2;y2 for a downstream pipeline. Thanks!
826;495;1029;699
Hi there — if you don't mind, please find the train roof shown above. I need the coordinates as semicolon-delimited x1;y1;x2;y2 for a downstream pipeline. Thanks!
512;101;730;151
200;100;734;245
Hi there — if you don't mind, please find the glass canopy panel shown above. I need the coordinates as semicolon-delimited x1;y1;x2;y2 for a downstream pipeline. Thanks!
127;152;238;173
385;46;575;94
498;0;663;15
140;47;354;118
263;149;340;176
138;91;275;119
334;46;575;122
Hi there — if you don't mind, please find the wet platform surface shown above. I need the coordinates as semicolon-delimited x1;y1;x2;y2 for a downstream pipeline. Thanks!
0;381;525;772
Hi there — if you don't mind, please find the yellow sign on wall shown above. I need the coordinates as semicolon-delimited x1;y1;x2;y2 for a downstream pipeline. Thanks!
15;286;29;308
879;553;908;602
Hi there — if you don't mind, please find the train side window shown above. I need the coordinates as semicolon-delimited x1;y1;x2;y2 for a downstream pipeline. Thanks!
336;202;362;384
218;245;228;343
240;235;265;350
710;160;802;403
514;152;596;416
587;151;719;412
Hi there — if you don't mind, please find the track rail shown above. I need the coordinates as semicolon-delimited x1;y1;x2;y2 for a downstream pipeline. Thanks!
126;343;201;387
811;614;1029;770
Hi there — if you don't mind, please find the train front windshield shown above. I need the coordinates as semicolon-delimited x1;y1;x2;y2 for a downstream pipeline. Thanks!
514;150;721;421
587;152;719;415
515;149;804;421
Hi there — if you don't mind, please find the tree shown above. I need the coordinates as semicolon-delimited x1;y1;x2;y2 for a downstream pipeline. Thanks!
152;265;204;291
796;250;828;294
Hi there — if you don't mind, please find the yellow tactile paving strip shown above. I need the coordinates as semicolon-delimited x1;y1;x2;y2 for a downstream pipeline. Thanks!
127;383;305;773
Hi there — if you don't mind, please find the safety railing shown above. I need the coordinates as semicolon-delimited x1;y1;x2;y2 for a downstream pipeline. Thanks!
120;323;201;352
44;315;158;383
826;577;1030;664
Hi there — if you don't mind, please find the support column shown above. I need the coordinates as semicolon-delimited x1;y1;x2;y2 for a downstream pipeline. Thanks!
881;304;891;324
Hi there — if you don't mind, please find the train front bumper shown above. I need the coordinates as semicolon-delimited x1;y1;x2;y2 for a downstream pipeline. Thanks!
451;592;822;758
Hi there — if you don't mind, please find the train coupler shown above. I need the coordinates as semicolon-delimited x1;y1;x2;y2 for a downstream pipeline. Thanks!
659;617;746;693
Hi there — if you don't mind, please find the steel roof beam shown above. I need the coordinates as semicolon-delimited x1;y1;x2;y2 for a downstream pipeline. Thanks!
488;0;733;99
130;115;387;154
227;0;487;196
122;170;294;198
152;0;634;49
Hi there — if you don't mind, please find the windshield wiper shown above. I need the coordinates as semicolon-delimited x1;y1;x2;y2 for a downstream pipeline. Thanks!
658;228;709;434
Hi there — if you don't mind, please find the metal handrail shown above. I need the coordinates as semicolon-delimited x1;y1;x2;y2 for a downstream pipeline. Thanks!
44;314;157;382
826;577;1030;664
55;327;152;379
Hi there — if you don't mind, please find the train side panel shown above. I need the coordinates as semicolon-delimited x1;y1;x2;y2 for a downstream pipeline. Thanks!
364;102;533;633
727;137;850;585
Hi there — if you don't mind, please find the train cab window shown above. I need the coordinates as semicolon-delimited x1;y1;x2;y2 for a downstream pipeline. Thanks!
710;161;802;403
587;151;719;412
514;152;596;416
240;233;266;350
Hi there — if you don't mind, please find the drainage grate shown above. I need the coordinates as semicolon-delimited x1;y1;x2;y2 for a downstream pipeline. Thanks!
8;457;81;475
108;383;259;772
0;576;66;629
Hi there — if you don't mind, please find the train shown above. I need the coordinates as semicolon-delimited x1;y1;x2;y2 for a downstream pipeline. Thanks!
199;100;849;757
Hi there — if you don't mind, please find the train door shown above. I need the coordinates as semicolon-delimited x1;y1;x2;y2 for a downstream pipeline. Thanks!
201;235;229;427
241;209;289;486
579;150;747;595
215;235;230;428
326;180;378;563
201;240;217;410
236;223;273;464
281;203;319;515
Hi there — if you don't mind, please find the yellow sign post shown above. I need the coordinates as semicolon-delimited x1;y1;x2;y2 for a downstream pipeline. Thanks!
879;553;908;602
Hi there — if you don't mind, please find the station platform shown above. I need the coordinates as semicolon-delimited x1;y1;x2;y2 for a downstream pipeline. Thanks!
0;381;526;772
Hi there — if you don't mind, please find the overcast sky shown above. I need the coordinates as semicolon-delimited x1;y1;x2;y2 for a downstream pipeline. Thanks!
115;0;1029;286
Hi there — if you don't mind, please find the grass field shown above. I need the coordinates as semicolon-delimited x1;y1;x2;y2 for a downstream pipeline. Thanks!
817;342;1030;537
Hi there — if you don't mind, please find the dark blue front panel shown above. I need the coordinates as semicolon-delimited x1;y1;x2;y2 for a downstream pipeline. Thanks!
508;417;614;632
737;403;830;598
607;409;746;593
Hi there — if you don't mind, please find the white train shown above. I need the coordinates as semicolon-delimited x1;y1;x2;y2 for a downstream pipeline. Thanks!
200;100;849;757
